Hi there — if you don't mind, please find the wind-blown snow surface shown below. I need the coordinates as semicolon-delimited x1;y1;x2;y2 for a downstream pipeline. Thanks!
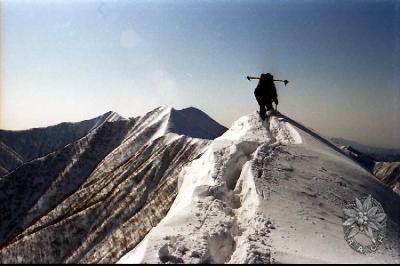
119;112;400;264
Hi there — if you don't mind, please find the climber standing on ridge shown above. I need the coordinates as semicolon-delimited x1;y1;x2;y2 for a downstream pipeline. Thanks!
247;73;282;120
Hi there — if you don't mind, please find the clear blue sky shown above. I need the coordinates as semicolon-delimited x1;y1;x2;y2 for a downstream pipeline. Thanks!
1;0;399;148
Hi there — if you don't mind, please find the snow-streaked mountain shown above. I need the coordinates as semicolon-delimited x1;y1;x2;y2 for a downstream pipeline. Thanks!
119;111;400;264
374;162;400;194
0;118;134;247
0;111;127;175
0;106;227;264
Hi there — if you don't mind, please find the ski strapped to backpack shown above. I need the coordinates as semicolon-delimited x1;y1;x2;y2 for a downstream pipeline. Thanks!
246;76;289;86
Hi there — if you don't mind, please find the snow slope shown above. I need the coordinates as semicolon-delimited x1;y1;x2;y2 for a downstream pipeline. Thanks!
119;111;400;264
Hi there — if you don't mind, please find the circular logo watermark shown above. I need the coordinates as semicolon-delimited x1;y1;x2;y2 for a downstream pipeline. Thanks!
342;194;387;254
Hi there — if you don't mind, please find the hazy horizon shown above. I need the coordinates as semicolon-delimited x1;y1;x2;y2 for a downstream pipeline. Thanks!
1;0;399;149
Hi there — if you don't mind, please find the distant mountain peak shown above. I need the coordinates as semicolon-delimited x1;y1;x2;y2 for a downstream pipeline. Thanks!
98;110;127;121
125;106;227;142
167;107;227;140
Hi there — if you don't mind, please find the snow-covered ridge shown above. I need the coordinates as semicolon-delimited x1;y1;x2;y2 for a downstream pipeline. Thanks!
119;111;400;264
118;112;304;264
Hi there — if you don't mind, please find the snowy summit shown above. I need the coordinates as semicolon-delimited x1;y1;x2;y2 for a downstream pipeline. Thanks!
119;111;400;264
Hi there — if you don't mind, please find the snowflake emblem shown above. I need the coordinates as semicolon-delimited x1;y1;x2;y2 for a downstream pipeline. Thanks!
342;195;386;254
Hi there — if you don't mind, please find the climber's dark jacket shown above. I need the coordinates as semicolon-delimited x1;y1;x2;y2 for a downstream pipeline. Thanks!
254;73;278;112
